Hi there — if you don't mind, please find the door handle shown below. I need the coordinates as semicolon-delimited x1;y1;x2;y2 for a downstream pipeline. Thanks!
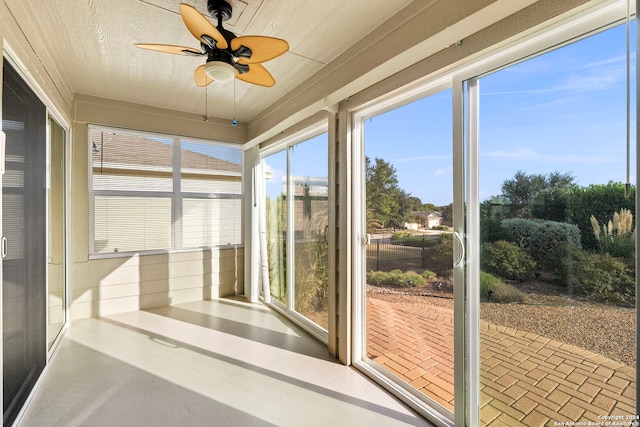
453;231;464;267
1;237;7;258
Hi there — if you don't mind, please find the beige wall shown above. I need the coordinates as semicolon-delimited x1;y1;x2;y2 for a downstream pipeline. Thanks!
70;249;243;320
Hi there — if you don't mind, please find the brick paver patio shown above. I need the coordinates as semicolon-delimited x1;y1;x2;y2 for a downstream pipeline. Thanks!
367;294;636;426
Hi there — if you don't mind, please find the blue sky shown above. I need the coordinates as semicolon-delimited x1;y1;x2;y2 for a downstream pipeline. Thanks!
265;21;636;207
366;21;636;206
263;133;328;198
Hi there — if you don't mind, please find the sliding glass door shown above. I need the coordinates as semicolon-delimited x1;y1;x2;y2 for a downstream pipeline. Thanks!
353;83;458;424
2;59;47;426
352;4;637;425
465;17;637;426
263;130;330;335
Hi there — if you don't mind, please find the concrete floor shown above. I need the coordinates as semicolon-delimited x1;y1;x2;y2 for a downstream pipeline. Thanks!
17;298;434;427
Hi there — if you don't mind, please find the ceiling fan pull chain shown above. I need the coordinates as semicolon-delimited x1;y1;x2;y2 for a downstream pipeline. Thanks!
203;84;209;121
232;78;238;126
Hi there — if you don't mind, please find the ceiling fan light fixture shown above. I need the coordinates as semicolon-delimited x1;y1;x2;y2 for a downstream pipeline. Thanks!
204;60;235;82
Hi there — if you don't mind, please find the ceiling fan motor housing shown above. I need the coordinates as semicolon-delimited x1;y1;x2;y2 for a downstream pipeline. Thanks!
208;0;233;22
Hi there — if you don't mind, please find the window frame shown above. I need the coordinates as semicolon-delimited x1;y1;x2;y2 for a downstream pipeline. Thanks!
88;125;243;259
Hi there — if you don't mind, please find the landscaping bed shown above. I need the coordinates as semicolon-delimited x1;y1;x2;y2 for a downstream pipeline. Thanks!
367;279;636;367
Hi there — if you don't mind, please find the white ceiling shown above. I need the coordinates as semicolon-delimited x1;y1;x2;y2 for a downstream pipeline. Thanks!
5;0;415;123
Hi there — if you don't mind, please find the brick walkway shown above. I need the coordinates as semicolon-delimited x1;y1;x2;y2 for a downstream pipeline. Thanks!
367;294;636;426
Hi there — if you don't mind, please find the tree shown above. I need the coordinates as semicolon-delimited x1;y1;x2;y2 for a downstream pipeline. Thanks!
439;203;453;226
421;203;436;212
366;157;414;228
405;196;424;213
502;170;575;218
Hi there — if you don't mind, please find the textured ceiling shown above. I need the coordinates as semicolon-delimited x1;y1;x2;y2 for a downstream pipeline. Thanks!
4;0;414;123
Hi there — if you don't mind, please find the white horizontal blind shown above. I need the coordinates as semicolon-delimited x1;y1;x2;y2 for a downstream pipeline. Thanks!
89;128;242;255
182;198;242;247
93;196;172;252
180;140;242;248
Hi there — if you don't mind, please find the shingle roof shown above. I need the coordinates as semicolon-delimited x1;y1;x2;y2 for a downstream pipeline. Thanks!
91;132;240;173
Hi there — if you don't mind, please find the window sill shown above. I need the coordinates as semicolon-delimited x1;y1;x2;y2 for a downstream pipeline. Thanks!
88;244;244;260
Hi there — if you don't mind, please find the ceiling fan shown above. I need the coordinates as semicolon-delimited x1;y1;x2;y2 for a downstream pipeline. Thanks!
136;1;289;87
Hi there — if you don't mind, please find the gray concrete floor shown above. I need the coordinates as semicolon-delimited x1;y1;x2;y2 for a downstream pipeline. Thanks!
18;298;433;426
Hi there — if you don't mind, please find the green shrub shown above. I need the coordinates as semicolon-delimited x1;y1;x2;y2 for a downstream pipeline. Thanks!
500;218;540;250
366;269;427;288
572;253;635;306
366;270;387;286
421;270;437;280
480;217;514;244
422;233;454;276
529;221;582;281
391;232;412;240
433;233;453;257
479;271;525;303
481;240;536;281
390;232;434;248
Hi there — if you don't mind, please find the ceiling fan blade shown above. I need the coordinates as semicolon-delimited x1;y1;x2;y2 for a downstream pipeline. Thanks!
179;3;228;49
136;43;203;56
194;65;214;87
236;63;275;87
231;36;289;64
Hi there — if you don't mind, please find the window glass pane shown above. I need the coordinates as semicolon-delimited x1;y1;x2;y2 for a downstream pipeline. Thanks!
47;118;66;349
180;140;242;249
478;23;636;425
89;129;243;254
90;129;173;253
264;150;287;303
290;134;329;330
91;130;173;192
183;198;242;247
93;196;171;253
365;90;454;413
180;141;242;193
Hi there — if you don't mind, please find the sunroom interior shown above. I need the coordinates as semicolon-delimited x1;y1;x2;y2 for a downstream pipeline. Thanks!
1;0;638;426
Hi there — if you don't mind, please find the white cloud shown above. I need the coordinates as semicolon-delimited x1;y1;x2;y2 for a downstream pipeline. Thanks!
482;54;631;98
482;147;541;159
434;166;453;176
557;68;623;92
482;146;622;164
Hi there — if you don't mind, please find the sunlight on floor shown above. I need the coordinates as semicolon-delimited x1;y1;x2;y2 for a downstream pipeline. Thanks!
19;299;433;427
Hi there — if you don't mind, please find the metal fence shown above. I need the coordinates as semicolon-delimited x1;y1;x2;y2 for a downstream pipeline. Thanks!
366;237;429;271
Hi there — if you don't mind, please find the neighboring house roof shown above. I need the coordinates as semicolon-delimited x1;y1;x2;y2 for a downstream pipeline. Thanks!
414;211;443;220
91;132;241;173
